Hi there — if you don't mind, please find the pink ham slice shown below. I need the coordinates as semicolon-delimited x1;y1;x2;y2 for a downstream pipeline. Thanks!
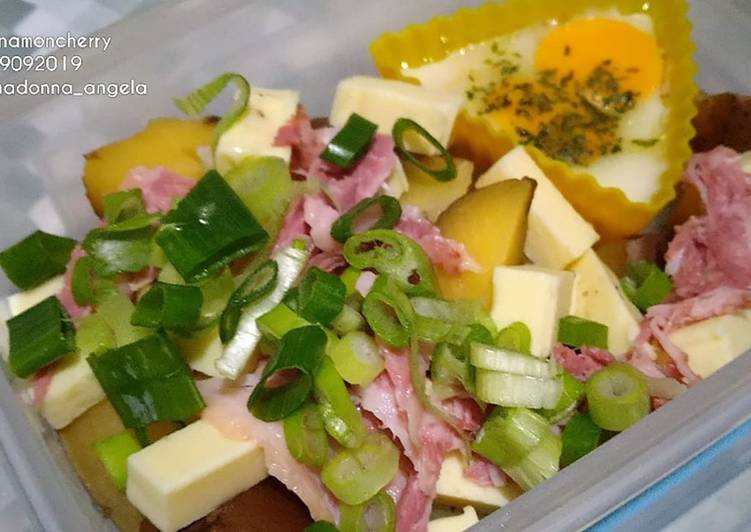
396;206;480;275
666;147;751;297
465;455;508;487
552;343;615;382
119;166;196;214
197;375;338;523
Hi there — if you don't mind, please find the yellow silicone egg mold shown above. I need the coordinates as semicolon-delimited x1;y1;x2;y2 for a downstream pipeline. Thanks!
370;0;698;239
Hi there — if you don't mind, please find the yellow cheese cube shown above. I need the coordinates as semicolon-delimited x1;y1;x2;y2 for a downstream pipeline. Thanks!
401;158;474;222
7;275;64;316
569;249;642;358
329;76;463;155
669;310;751;378
40;353;104;429
176;325;223;378
476;146;598;268
127;420;267;532
492;265;576;358
428;506;479;532
435;452;521;514
215;87;299;173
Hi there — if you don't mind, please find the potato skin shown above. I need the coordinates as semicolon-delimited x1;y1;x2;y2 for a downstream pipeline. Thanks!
83;117;215;215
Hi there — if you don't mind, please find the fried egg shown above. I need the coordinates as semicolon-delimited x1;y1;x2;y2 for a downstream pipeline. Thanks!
405;10;669;203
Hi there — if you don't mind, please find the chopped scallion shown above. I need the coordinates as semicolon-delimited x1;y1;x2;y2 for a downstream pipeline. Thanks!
130;282;203;330
339;490;396;532
392;118;456;182
175;72;251;150
475;370;561;410
156;170;268;283
314;357;368;448
342;229;438;297
87;334;204;444
330;195;402;244
585;362;649;432
219;259;278;342
247;325;326;421
541;371;585;424
71;255;117;307
0;230;76;290
330;304;365;336
304;522;340;532
83;214;158;276
470;344;557;379
321;432;399;506
557;315;609;349
503;430;561;491
283;402;328;467
94;431;142;491
560;412;601;467
297;267;346;326
496;321;532;354
328;331;384;386
102;189;146;225
430;343;472;400
7;296;76;378
320;113;378;168
257;303;310;343
362;275;414;347
620;260;673;312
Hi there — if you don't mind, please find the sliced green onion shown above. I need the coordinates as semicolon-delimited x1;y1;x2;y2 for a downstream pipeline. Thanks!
392;118;456;182
97;292;150;347
304;522;340;532
557;315;609;349
560;412;601;467
175;72;250;150
541;371;585;424
94;431;142;491
328;331;384;386
504;431;562;491
195;268;236;328
102;189;146;225
130;282;203;330
297;267;346;326
430;343;472;400
283;402;328;468
339;490;396;532
330;195;402;243
461;322;496;347
76;313;117;357
218;244;309;380
257;303;310;342
475;370;561;410
340;266;361;296
314;356;368;448
224;156;299;239
470;344;557;379
7;296;76;378
71;255;117;307
472;407;551;467
83;214;158;276
219;260;278;342
321;432;400;506
362;275;415;348
87;334;204;444
330;304;365;336
156;171;268;283
343;229;438;297
247;325;326;421
320;113;378;168
0;230;76;290
585;362;649;432
496;322;532;354
620;260;673;312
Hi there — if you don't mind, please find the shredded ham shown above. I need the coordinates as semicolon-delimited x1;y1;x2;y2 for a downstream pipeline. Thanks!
465;456;507;487
119;166;196;214
552;343;615;382
274;106;327;177
666;148;751;297
356;271;377;297
197;374;338;523
273;198;308;255
307;249;347;273
302;194;340;252
31;366;54;408
396;206;480;275
360;345;471;532
57;246;91;319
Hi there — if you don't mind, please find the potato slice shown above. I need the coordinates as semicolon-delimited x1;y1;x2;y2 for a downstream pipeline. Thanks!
400;156;474;222
83;117;215;215
436;178;535;308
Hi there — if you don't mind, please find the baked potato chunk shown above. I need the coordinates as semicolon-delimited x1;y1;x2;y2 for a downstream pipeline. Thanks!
83;117;215;215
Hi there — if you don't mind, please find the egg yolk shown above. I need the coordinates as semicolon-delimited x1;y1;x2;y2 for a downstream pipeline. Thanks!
536;18;663;99
468;18;664;166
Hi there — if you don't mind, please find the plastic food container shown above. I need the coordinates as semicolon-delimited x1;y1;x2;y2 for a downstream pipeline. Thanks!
0;1;750;530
